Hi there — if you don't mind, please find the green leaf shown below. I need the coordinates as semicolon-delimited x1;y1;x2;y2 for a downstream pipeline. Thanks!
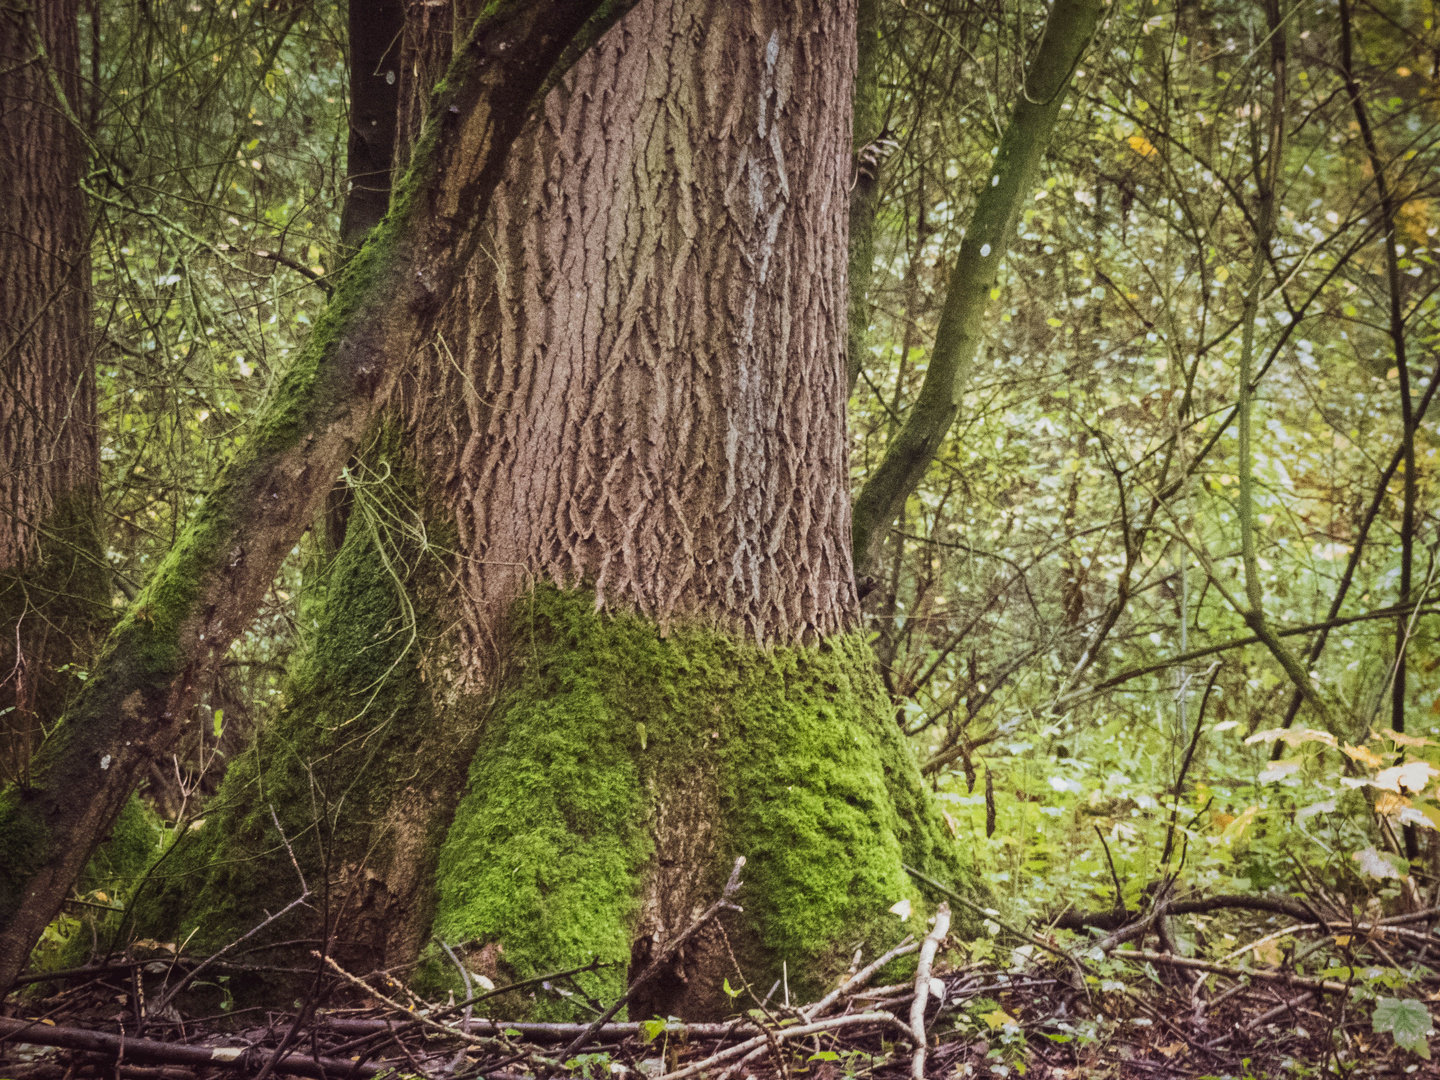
1374;997;1433;1058
213;709;224;739
640;1018;668;1044
722;977;742;1000
807;1051;841;1062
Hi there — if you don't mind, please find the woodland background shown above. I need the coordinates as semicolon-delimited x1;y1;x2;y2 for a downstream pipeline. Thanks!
2;0;1440;1072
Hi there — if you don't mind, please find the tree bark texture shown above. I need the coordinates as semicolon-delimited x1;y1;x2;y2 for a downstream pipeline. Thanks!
0;0;108;786
409;0;862;650
0;0;638;994
152;0;971;1022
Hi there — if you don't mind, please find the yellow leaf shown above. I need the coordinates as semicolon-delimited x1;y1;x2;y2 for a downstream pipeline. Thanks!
1215;265;1230;283
1376;792;1413;816
1127;134;1159;158
981;1009;1018;1031
1343;743;1385;769
1335;935;1353;947
1375;727;1438;749
1254;939;1282;966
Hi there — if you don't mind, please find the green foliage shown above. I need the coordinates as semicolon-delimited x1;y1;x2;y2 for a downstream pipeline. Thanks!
1374;996;1434;1058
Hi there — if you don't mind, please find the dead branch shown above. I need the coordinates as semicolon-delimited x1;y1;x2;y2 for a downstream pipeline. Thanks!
910;903;950;1080
802;936;917;1020
0;1018;388;1079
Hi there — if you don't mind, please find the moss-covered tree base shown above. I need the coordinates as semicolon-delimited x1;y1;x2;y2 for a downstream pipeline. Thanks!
130;444;487;1007
432;586;971;1021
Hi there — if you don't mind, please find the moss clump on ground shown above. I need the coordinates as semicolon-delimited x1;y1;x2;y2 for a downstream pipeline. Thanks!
432;585;971;1019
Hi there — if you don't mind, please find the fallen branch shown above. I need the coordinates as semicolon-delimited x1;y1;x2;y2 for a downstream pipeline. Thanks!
558;856;746;1061
652;1013;916;1080
0;1018;389;1080
316;954;522;1054
802;937;917;1020
1116;949;1349;993
323;1018;754;1040
910;903;950;1080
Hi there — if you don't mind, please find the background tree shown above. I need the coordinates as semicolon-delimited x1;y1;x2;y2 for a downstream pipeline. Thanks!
0;0;108;787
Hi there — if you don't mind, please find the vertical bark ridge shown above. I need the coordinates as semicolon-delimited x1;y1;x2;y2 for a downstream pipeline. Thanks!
0;0;105;782
408;0;860;655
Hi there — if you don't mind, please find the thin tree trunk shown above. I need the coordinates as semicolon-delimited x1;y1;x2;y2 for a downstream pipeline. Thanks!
0;0;637;994
338;0;406;252
0;0;108;788
849;0;1103;573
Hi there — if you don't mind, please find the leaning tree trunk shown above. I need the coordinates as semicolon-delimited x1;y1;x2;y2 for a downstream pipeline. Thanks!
0;0;108;787
152;0;969;1023
0;0;640;994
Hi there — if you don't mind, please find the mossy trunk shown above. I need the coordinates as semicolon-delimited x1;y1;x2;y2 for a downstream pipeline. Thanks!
432;585;962;1020
135;437;487;988
148;0;978;1022
0;0;635;992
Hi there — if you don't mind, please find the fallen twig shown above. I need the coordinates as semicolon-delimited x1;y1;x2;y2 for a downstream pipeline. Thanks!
910;903;950;1080
0;1018;388;1079
802;937;917;1020
316;954;523;1054
652;1013;916;1080
150;808;311;1019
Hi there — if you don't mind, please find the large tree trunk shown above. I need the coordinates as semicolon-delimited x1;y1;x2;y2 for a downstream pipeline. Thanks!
0;0;108;787
152;0;968;1023
0;0;639;994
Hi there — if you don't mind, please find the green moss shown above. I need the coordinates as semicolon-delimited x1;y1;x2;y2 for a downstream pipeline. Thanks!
21;795;162;982
133;439;480;1005
433;585;971;1018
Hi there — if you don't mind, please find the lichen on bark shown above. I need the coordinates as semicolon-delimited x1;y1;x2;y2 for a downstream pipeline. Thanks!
432;584;966;1020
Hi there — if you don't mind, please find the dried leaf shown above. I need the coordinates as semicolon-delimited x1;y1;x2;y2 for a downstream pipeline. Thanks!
1344;743;1386;769
1246;727;1337;748
1376;728;1439;748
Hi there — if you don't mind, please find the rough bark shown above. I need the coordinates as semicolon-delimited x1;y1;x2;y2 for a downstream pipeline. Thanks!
160;0;974;1022
849;0;1104;573
0;0;108;786
412;0;860;649
0;0;638;994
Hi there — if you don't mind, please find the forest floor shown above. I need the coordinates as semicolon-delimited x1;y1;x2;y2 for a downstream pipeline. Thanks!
4;935;1438;1080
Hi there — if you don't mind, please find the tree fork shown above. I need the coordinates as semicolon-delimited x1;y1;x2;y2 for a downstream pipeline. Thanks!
849;0;1103;573
0;0;638;992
